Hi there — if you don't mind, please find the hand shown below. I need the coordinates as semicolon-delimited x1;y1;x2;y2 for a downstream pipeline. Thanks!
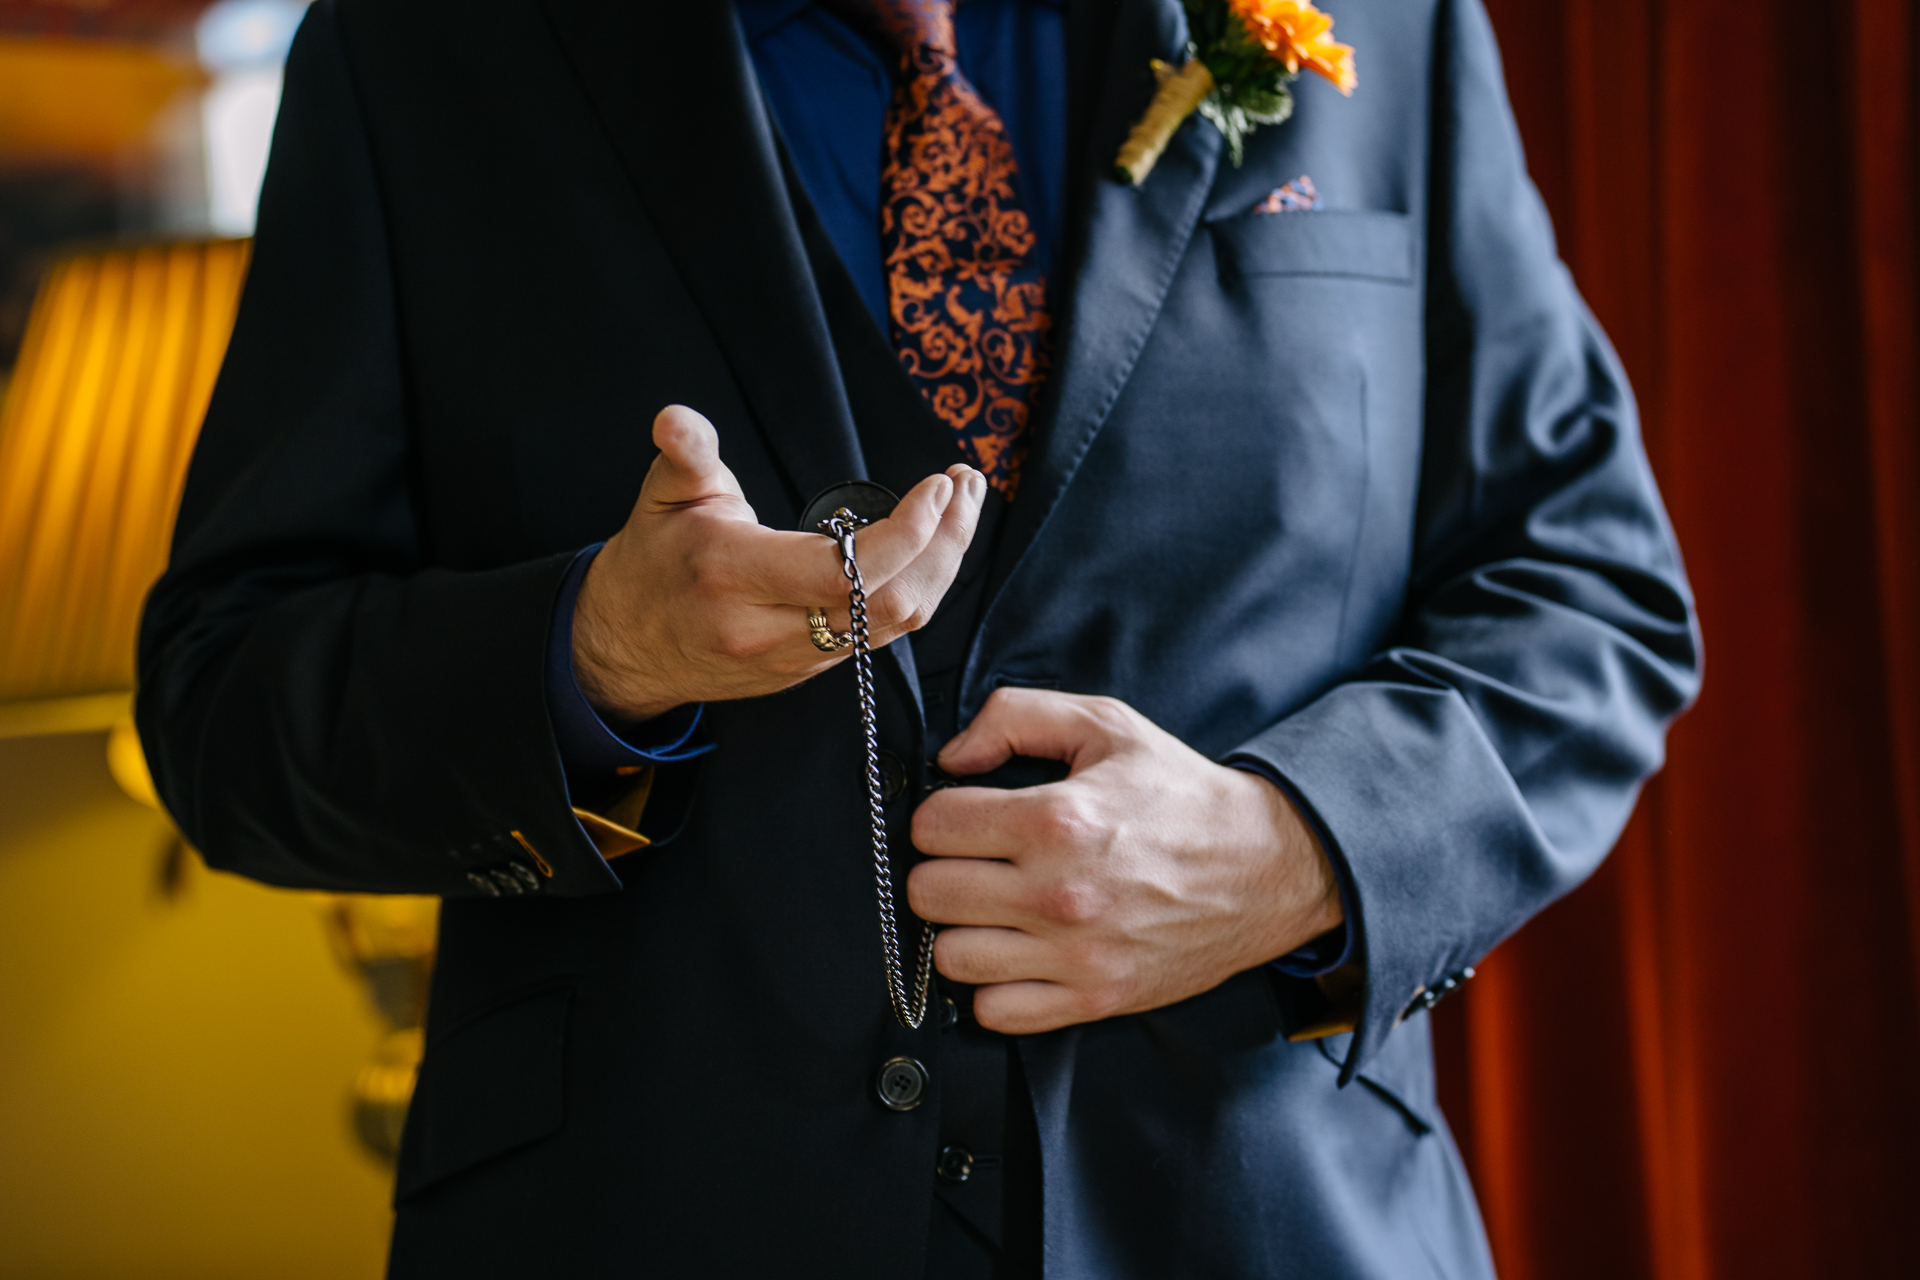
907;689;1342;1035
574;405;986;722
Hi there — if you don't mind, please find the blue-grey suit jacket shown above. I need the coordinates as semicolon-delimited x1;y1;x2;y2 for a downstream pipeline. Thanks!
136;0;1701;1274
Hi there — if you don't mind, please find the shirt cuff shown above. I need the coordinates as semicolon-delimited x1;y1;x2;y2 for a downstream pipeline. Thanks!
1229;760;1355;978
545;544;713;788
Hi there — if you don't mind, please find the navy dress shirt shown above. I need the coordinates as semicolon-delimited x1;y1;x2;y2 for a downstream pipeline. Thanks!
739;0;1068;331
543;0;1350;974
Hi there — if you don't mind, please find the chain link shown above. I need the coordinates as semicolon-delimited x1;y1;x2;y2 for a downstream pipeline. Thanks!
820;507;936;1029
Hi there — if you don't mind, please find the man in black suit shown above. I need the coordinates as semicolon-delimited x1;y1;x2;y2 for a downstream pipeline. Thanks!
138;0;1700;1276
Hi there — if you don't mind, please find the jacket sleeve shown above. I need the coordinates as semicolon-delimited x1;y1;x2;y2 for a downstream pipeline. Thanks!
1225;0;1701;1078
135;0;621;900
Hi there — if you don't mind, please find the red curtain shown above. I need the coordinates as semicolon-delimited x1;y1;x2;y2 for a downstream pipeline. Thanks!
1431;2;1920;1277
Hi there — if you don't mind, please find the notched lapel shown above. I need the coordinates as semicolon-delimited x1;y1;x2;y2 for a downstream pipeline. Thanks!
984;0;1223;608
537;0;865;516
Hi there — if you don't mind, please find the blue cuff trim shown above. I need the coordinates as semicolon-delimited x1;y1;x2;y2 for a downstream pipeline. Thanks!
545;545;715;780
1229;759;1356;978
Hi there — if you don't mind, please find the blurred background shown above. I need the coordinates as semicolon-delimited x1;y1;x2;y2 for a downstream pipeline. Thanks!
0;1;1915;1278
1;2;411;1277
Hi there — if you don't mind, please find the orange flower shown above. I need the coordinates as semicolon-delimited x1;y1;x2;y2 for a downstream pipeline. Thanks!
1228;0;1358;95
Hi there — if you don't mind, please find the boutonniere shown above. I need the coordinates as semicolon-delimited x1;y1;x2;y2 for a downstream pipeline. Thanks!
1116;0;1357;186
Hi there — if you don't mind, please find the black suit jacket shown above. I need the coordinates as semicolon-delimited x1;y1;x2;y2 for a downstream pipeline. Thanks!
137;0;1701;1275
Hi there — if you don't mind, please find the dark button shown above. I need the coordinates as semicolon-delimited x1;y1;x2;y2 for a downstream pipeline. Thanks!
936;1145;974;1184
878;751;908;803
940;996;959;1031
874;1056;929;1112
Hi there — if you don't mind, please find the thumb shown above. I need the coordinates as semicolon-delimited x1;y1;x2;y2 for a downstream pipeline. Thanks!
640;404;752;516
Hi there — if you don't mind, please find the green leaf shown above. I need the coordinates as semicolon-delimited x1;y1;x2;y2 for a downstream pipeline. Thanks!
1197;77;1294;166
1188;0;1307;165
1197;97;1245;166
1238;85;1294;126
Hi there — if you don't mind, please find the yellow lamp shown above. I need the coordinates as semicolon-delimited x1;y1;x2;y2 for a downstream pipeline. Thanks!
0;36;206;163
0;237;250;726
0;237;437;1163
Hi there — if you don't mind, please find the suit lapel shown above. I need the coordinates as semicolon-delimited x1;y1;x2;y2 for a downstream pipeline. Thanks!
538;0;865;515
983;0;1223;605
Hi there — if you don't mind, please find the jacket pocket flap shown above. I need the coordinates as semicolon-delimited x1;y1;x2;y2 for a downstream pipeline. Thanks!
394;987;571;1202
1212;210;1415;282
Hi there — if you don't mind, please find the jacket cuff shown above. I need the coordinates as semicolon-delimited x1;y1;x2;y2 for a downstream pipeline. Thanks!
1227;680;1538;1082
540;544;715;863
440;553;628;899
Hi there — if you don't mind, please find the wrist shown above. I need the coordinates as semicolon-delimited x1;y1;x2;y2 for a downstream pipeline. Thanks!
1230;764;1344;950
572;550;682;724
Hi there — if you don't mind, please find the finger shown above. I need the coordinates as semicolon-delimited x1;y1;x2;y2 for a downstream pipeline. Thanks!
693;465;976;662
735;469;960;607
706;522;875;611
932;926;1057;986
841;469;961;592
864;466;987;641
971;979;1103;1036
910;783;1064;863
642;405;752;514
803;465;984;634
907;855;1028;926
938;688;1128;777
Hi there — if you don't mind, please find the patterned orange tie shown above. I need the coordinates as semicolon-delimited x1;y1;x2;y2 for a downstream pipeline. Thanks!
837;0;1053;499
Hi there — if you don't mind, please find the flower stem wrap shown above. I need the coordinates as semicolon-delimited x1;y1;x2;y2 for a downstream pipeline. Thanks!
1114;58;1217;186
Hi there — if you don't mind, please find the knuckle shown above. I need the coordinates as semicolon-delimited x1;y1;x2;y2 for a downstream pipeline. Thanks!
812;562;849;603
1053;935;1097;974
902;595;937;632
1033;794;1098;849
1036;877;1107;927
712;627;765;662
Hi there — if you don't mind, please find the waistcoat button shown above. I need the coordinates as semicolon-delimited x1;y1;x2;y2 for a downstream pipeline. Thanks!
874;1056;929;1112
877;750;908;802
936;1145;974;1184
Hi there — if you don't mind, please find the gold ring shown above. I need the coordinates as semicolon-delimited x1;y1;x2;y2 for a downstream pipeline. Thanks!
807;607;854;652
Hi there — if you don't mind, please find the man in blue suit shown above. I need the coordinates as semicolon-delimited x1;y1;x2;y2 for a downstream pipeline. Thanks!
137;0;1700;1275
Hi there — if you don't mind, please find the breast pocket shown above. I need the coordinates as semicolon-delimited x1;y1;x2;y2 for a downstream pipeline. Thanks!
1210;210;1415;284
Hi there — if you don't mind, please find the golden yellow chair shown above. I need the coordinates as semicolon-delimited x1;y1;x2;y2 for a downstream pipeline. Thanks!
0;237;433;1161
